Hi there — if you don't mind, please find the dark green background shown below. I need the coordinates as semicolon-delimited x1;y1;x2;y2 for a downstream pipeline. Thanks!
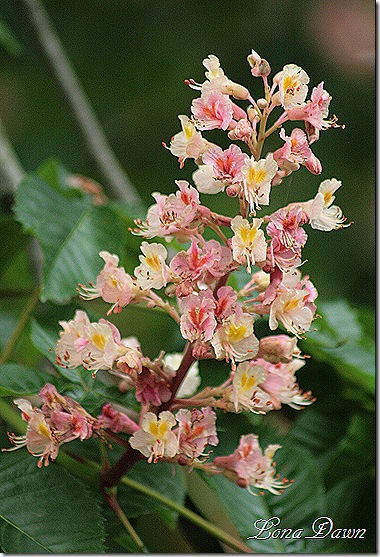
0;0;375;306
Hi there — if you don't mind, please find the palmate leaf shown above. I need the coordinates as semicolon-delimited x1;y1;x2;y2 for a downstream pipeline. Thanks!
118;460;187;527
0;363;49;397
302;300;375;394
13;160;128;304
0;451;106;553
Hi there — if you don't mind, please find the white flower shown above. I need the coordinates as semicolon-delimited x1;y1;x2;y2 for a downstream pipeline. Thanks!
129;411;179;463
269;289;313;337
231;215;267;272
274;64;309;110
242;154;278;212
211;313;259;365
308;178;346;231
163;353;201;398
135;242;172;290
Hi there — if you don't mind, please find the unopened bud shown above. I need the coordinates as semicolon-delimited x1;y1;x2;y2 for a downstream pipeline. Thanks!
223;81;250;101
258;59;271;76
257;334;301;364
257;98;268;109
271;91;281;106
226;185;239;197
247;106;259;123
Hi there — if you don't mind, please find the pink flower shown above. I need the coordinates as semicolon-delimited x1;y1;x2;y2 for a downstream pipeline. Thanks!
180;291;217;342
228;118;253;143
267;206;308;251
191;90;234;131
254;357;314;410
135;368;172;407
212;434;285;494
214;286;238;321
176;407;218;460
273;128;322;177
78;251;135;315
5;385;99;467
286;82;332;143
56;310;90;369
193;144;247;194
135;181;200;241
97;403;140;434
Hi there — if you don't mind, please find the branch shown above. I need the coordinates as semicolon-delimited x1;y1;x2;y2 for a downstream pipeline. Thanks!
0;118;25;193
20;0;141;204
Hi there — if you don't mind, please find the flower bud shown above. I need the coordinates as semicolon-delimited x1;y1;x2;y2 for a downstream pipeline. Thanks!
257;98;268;109
271;91;282;106
257;334;301;364
258;59;271;76
222;82;250;101
226;185;239;197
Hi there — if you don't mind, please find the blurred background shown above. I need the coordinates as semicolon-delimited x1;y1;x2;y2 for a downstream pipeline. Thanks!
0;0;375;307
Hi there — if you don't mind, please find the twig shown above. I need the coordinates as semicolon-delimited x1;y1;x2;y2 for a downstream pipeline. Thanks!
20;0;141;204
0;118;25;193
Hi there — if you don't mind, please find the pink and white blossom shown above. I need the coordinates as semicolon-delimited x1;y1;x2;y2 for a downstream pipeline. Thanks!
180;291;217;342
242;154;278;212
212;434;285;494
167;115;208;168
273;128;322;178
193;144;247;194
191;90;234;131
135;242;172;290
307;178;347;231
135;181;201;241
176;407;218;460
78;251;136;315
129;411;179;463
269;288;314;337
211;312;259;365
274;64;309;110
231;215;267;273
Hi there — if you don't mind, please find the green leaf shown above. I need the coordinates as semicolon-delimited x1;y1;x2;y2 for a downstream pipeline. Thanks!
303;300;375;394
0;451;106;553
0;20;22;56
118;460;186;526
203;442;326;553
0;364;48;397
0;217;28;278
13;160;127;303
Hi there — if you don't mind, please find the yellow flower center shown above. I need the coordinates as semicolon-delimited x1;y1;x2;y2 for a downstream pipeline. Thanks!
38;422;52;439
283;298;299;313
227;322;248;343
283;75;298;94
239;225;257;246
248;166;266;185
184;122;195;140
91;332;107;350
149;420;169;440
240;372;257;393
145;254;162;271
323;191;332;205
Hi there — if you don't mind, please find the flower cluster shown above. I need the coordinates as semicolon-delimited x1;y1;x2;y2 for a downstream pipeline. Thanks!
7;50;348;495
